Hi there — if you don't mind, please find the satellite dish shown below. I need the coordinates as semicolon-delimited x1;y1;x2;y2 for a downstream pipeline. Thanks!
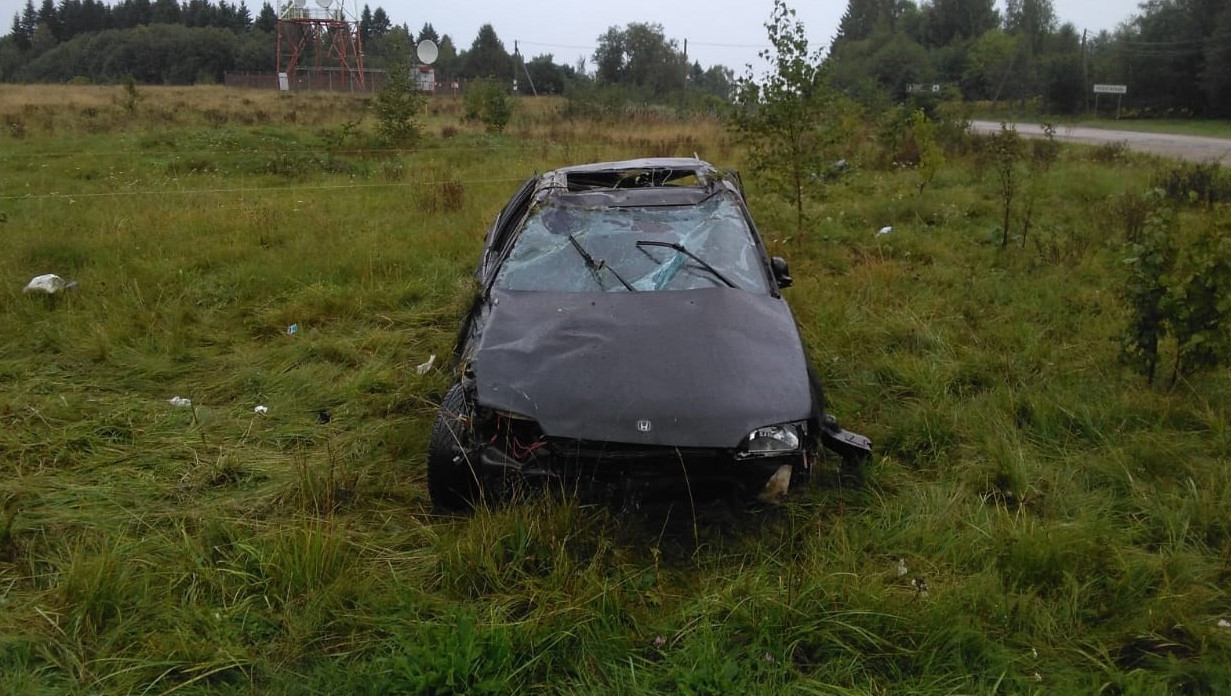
416;39;438;65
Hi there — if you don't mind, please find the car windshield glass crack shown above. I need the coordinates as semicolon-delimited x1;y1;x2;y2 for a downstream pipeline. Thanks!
493;193;768;293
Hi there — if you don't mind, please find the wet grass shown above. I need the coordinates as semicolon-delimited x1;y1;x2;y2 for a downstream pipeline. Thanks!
1;85;1229;694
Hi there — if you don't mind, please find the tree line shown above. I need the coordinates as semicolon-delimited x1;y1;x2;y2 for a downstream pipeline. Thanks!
0;0;734;101
828;0;1231;117
3;0;1228;118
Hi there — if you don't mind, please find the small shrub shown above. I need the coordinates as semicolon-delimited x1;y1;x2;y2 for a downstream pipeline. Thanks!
373;33;426;146
464;78;513;134
1166;224;1231;381
911;108;945;193
1104;190;1158;243
119;75;142;114
387;613;518;695
1120;206;1175;384
437;179;466;212
988;123;1023;248
202;108;228;127
319;118;361;155
1152;161;1231;208
1019;123;1060;247
1088;140;1129;164
1120;203;1231;385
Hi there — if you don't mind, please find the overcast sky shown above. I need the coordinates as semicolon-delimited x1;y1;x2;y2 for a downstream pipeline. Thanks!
3;0;1145;74
405;1;1144;73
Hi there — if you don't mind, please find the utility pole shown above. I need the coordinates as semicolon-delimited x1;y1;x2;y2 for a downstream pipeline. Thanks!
514;40;538;96
683;38;688;93
1082;29;1089;114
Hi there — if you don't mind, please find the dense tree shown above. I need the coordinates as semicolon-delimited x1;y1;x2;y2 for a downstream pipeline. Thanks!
416;22;437;45
592;22;686;95
433;33;457;77
150;0;179;24
592;26;624;84
253;1;274;32
689;61;734;99
1203;5;1231;115
1005;0;1056;54
461;23;511;79
1110;0;1223;115
833;0;901;46
9;0;36;48
368;6;389;40
37;0;60;40
524;52;575;94
16;23;239;82
358;4;372;42
919;0;999;47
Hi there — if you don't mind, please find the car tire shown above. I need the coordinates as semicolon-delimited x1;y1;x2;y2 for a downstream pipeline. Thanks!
427;383;479;512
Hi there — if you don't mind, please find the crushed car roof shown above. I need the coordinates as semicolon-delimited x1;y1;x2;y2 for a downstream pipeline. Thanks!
537;157;733;206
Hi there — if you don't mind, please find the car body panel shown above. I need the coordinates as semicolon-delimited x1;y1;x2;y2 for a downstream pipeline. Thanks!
472;287;814;448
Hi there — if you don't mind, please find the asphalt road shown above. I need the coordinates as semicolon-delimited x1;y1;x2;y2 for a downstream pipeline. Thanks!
969;120;1231;166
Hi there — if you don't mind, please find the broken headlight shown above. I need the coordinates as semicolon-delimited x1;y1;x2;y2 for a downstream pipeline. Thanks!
738;423;803;457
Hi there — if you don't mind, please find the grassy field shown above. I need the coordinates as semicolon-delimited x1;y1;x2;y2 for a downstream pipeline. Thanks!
2;84;1230;695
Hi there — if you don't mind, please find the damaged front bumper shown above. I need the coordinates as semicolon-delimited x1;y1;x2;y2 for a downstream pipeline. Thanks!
471;437;813;507
458;398;872;508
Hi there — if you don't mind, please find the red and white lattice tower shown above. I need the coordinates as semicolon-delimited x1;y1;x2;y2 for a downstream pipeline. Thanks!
276;0;365;90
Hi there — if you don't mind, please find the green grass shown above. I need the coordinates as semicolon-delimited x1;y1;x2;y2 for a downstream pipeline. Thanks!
1;86;1230;694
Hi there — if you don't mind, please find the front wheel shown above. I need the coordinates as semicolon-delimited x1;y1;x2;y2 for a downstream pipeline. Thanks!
427;383;480;512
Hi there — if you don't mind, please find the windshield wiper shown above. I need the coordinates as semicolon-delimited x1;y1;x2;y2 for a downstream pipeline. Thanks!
567;234;636;292
635;240;738;289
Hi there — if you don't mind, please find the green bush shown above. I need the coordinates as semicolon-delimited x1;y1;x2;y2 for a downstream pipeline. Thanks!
463;78;513;133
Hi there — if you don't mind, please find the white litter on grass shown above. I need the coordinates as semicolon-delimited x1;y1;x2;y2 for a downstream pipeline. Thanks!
286;323;299;336
24;274;77;294
1218;619;1231;629
168;396;192;407
254;405;268;415
896;558;908;577
877;226;893;236
416;354;437;375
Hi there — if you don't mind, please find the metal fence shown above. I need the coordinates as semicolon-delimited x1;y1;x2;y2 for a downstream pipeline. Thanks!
224;70;468;95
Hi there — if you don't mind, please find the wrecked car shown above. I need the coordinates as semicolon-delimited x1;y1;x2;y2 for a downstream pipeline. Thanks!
428;157;870;511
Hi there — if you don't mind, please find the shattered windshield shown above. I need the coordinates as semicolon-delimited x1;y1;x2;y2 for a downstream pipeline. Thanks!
492;193;770;293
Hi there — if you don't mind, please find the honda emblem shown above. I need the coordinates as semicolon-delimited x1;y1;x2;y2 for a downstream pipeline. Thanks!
636;419;652;433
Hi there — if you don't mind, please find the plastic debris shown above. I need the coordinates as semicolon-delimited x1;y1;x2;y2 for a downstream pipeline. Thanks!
416;354;437;375
286;323;299;336
896;558;908;577
168;396;192;408
23;274;77;294
253;405;268;415
1219;619;1231;629
877;226;893;236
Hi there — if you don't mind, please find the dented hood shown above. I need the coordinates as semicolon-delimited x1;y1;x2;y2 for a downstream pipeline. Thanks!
472;288;814;448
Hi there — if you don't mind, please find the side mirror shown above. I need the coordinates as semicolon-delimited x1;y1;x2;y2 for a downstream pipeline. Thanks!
771;256;792;289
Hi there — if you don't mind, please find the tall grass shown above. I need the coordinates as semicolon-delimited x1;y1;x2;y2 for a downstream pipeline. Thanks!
1;85;1229;694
